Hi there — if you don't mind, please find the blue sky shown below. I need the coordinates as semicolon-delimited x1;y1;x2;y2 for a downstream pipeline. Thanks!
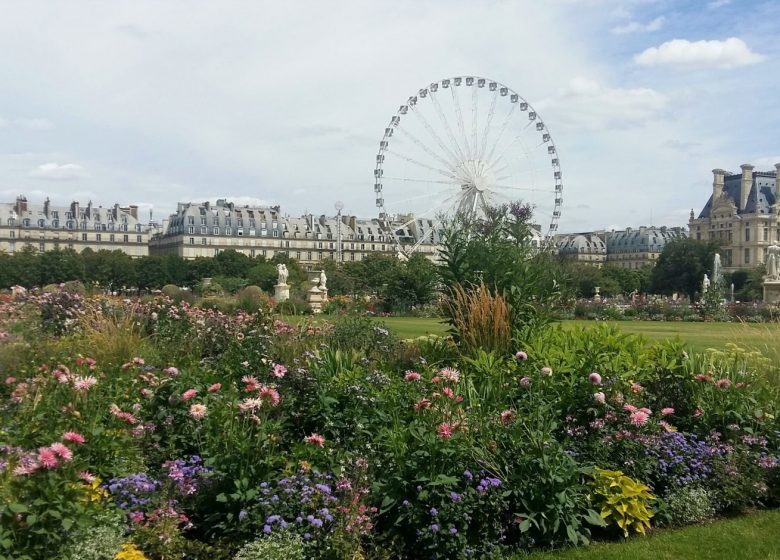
0;0;777;232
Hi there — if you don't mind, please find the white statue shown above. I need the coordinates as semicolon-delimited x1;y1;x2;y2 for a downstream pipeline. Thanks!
276;263;288;286
767;244;780;280
319;270;327;290
702;274;710;294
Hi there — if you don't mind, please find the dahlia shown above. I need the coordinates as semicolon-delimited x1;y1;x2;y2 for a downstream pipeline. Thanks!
189;403;208;420
63;431;86;445
304;433;326;447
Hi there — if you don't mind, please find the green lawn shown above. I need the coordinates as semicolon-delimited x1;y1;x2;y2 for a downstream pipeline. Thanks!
523;510;780;560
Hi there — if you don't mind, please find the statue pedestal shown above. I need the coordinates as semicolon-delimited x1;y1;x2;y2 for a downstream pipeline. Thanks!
274;284;290;302
320;287;328;303
763;280;780;304
306;286;324;313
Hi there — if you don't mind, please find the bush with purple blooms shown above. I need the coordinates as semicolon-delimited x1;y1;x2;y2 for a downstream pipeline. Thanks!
642;431;725;494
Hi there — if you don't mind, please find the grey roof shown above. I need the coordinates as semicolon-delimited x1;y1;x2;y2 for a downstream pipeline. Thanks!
698;171;777;218
557;233;606;255
606;226;686;253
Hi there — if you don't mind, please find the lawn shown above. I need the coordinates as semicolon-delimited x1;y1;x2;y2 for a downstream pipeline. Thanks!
523;510;780;560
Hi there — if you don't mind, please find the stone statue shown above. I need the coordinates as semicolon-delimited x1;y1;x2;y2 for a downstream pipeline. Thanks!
319;270;327;290
276;263;288;286
702;274;710;294
767;244;780;280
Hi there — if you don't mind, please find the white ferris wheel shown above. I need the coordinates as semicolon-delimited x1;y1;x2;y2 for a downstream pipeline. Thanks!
374;76;563;254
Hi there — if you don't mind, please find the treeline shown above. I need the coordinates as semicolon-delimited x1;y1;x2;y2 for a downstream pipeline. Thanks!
0;246;439;309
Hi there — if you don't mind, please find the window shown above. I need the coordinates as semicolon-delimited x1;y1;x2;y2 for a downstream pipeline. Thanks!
39;242;45;252
745;227;750;242
307;251;312;261
213;227;219;235
201;226;207;234
96;234;102;241
9;231;15;239
273;230;278;237
188;216;195;225
189;237;195;245
82;233;87;241
123;235;129;243
201;238;207;245
764;228;769;241
225;227;232;235
744;248;750;264
188;226;194;234
109;234;115;242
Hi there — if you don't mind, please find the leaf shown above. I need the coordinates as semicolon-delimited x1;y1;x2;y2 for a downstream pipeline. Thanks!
8;503;27;513
519;518;531;533
25;514;37;526
61;518;74;531
585;509;607;527
566;525;579;545
216;493;228;503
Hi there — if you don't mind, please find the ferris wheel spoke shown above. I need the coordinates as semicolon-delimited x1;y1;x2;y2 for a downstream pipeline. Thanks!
409;104;462;169
483;103;519;167
383;188;455;209
392;190;463;231
450;84;473;161
486;127;535;171
478;89;499;161
429;91;469;164
411;215;444;251
471;82;479;159
382;176;460;186
490;184;556;193
395;126;458;174
385;148;458;180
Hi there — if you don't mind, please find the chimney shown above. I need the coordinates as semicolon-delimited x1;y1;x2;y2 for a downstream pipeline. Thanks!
43;197;50;218
15;195;28;214
775;163;780;197
712;168;726;201
129;205;138;219
740;164;754;210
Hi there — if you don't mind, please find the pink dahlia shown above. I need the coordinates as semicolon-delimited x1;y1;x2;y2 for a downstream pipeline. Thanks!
259;385;281;407
163;366;180;377
639;407;652;416
50;442;73;461
716;378;732;389
414;398;432;411
593;392;606;405
189;403;208;420
437;422;454;440
271;363;287;378
631;383;643;394
541;367;553;377
588;372;602;385
79;471;97;483
182;389;198;402
304;433;326;447
515;351;528;362
207;383;221;393
73;375;98;392
661;407;675;416
439;367;460;383
519;376;531;388
5;376;15;385
404;371;421;381
623;404;638;413
38;447;59;469
629;411;649;426
63;431;86;445
500;410;515;425
242;375;259;391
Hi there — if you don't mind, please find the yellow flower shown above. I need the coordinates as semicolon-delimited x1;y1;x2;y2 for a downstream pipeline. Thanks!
115;543;148;560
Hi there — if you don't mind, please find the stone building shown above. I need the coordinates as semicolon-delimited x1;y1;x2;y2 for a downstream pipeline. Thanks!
556;232;608;266
605;226;687;269
0;196;151;257
149;199;440;263
689;164;780;270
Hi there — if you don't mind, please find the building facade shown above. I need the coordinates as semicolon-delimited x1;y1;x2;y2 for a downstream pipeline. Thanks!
149;199;440;263
556;233;608;266
555;226;686;268
0;196;152;257
689;164;780;270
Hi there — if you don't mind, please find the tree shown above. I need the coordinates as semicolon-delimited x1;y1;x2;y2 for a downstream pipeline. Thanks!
246;261;278;293
651;239;721;302
136;256;170;290
384;253;438;309
214;249;253;278
39;247;85;285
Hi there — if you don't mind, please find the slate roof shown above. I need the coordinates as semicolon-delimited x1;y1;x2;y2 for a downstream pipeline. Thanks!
698;171;777;218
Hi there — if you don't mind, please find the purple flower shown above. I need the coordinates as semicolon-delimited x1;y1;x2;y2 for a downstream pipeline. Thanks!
429;507;438;516
450;527;458;535
430;523;439;532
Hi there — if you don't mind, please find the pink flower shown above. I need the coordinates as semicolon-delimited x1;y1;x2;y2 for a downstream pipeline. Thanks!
5;376;15;385
133;357;145;365
659;421;675;432
629;411;649;426
207;383;221;393
73;375;98;392
182;389;198;402
242;375;259;391
238;398;263;413
271;363;287;378
661;407;674;416
519;376;531;388
631;383;643;394
500;410;515;425
716;378;732;389
304;433;325;447
439;367;460;383
541;367;553;377
414;398;431;411
437;422;454;440
163;366;180;377
515;351;528;362
13;456;39;476
695;373;712;382
38;447;59;469
639;407;652;416
49;442;73;462
189;403;208;420
623;404;638;413
593;392;606;405
588;372;602;385
259;385;281;407
404;371;421;381
140;388;153;399
693;408;703;418
79;471;97;483
63;431;86;445
442;387;455;399
130;511;145;523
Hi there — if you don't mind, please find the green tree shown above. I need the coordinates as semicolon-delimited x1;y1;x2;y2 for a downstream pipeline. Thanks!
214;249;253;278
246;261;278;292
136;256;169;290
39;247;85;285
7;245;41;287
384;253;438;309
651;238;721;302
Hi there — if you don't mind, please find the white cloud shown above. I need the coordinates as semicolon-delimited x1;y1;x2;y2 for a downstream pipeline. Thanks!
751;155;780;170
538;77;668;129
635;37;765;68
707;0;731;8
29;162;90;180
14;118;54;130
219;196;273;208
611;16;665;35
0;116;7;127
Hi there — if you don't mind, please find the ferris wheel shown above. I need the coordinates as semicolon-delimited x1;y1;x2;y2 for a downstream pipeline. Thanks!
374;76;563;254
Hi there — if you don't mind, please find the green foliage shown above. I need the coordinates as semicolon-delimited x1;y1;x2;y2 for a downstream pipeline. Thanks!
651;238;722;302
661;486;715;527
232;532;307;560
60;515;126;560
590;468;655;537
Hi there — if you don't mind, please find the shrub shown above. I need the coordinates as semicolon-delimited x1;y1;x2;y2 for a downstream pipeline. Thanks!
61;523;125;560
590;467;655;537
662;486;715;526
233;532;307;560
161;284;180;298
236;285;271;313
276;297;309;316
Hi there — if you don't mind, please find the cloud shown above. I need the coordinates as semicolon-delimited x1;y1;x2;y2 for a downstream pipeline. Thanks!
29;162;90;180
707;0;731;8
220;196;273;207
611;16;665;35
635;37;766;68
538;77;668;129
0;117;53;130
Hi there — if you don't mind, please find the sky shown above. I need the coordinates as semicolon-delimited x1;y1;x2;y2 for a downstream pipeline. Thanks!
0;0;778;233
